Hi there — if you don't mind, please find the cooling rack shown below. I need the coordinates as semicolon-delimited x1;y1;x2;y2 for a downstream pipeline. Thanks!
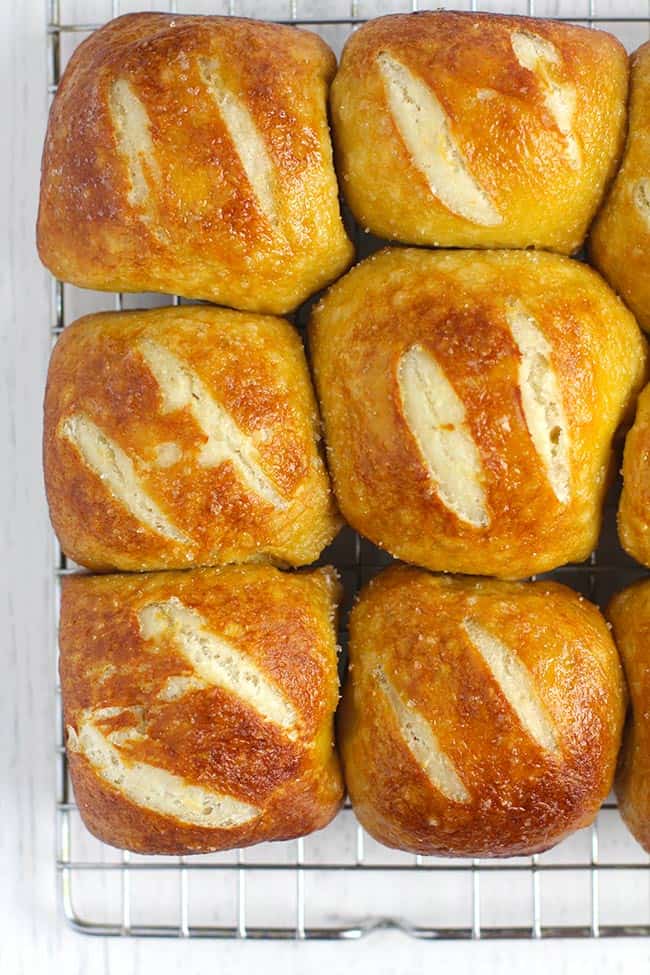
50;0;650;940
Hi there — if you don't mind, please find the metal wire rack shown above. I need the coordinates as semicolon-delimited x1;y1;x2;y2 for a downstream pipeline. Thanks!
50;0;650;941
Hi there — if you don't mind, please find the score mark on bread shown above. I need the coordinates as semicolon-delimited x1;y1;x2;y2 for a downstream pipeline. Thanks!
109;79;160;221
138;338;285;509
633;178;650;227
376;667;469;803
510;31;580;170
462;618;558;753
198;57;277;225
377;52;502;226
67;708;260;829
60;413;190;544
398;344;489;528
138;597;299;735
505;301;570;504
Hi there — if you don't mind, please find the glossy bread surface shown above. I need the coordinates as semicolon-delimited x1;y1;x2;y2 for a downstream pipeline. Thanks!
608;580;650;853
331;11;627;251
44;305;340;571
340;566;625;857
37;13;353;314
618;383;650;567
60;565;343;854
591;42;650;332
310;248;646;579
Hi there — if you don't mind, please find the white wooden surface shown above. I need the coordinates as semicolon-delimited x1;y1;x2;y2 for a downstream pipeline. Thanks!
3;0;650;970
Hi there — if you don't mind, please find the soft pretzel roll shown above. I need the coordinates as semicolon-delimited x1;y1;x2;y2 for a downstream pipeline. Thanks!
44;305;340;572
608;580;650;853
309;248;646;579
591;42;650;333
331;10;627;252
37;13;353;314
618;383;650;567
340;566;625;858
60;565;343;855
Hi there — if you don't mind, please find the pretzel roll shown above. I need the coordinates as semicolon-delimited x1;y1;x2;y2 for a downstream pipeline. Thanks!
44;305;339;572
608;580;650;853
330;10;627;252
309;248;646;579
340;566;625;857
37;13;353;314
591;42;650;332
618;383;650;567
60;565;343;855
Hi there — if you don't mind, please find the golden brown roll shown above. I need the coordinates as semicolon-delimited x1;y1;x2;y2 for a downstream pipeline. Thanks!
310;248;646;579
44;305;340;571
37;13;353;314
618;383;650;567
60;565;343;855
340;566;625;858
608;580;650;853
331;11;627;252
591;42;650;332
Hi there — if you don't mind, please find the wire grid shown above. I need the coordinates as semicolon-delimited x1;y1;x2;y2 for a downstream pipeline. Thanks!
49;0;650;941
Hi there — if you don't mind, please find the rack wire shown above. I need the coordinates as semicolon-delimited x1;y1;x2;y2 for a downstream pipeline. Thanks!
50;0;650;941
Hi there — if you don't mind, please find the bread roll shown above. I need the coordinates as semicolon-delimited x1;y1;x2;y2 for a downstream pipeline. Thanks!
591;42;650;332
37;13;353;314
44;305;339;571
60;565;343;855
608;580;650;853
340;566;625;858
619;383;650;566
331;11;627;252
310;248;646;579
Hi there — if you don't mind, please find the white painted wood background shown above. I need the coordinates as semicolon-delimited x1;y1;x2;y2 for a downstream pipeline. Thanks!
3;0;650;971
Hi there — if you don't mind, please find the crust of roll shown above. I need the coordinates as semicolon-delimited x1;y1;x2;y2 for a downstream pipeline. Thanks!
331;10;627;252
340;566;625;857
608;581;650;853
310;248;646;579
37;13;353;314
60;565;343;854
44;305;340;571
591;42;650;333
